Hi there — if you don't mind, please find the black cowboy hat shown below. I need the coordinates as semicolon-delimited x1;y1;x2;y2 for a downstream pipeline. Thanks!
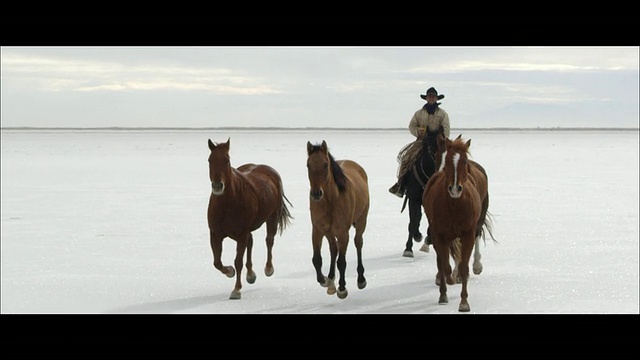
420;87;445;100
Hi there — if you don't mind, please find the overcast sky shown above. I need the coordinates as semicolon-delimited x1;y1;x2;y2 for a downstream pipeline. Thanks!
1;46;638;129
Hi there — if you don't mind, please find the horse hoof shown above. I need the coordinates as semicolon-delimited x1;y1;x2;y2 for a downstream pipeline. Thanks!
446;276;455;285
229;290;241;300
419;242;430;252
358;280;367;290
438;295;448;304
225;266;235;278
402;250;414;257
459;303;470;312
325;278;336;295
265;266;274;277
473;266;483;275
337;288;348;299
246;271;257;284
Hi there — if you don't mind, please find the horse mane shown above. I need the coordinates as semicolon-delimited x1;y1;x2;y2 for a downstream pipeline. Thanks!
450;137;472;157
308;144;347;192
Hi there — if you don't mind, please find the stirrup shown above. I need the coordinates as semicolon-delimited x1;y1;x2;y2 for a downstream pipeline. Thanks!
389;183;404;198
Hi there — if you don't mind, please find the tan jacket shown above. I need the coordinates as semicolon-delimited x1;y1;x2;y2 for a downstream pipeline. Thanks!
408;107;450;139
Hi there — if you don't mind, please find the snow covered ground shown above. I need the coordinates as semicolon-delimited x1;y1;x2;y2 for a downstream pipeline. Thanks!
1;128;638;314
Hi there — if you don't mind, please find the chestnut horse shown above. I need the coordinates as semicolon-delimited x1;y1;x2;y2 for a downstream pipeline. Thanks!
422;135;494;312
207;138;293;300
306;140;369;299
431;132;495;283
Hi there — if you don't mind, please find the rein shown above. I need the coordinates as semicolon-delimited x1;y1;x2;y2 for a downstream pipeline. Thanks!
411;147;436;189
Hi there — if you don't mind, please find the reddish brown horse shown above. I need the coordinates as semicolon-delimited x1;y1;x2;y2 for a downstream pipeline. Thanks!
207;138;293;300
430;132;495;281
306;140;369;299
423;135;494;312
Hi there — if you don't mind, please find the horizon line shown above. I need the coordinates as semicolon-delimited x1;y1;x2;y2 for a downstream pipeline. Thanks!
2;126;639;131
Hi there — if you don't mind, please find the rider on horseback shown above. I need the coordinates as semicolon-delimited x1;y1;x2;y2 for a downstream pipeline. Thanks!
389;87;451;198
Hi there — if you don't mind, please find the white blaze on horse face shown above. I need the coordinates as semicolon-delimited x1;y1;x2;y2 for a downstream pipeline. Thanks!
449;152;463;199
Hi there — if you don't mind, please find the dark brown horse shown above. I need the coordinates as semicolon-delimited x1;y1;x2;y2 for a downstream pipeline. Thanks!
207;138;293;300
422;135;494;312
306;140;369;299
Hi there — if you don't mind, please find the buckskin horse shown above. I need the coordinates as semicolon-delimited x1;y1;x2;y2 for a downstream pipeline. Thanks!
306;140;369;299
206;138;293;300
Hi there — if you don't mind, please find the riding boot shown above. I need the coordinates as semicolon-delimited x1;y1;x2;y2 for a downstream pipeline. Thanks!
388;182;402;197
389;181;404;198
398;173;407;195
389;174;407;198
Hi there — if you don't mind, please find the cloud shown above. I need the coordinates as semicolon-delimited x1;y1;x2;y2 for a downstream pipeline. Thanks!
2;54;282;95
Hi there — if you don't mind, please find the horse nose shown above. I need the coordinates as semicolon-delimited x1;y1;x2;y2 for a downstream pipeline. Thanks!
211;181;225;195
310;189;323;201
447;184;463;198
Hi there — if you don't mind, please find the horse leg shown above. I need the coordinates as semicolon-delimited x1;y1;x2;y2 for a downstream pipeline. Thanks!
473;238;483;275
451;238;463;284
335;232;349;299
209;232;235;279
403;233;414;257
264;218;277;277
408;197;423;243
434;238;451;304
326;235;338;295
229;236;248;300
458;233;475;312
404;196;423;257
245;233;257;284
311;227;329;289
420;226;430;253
353;222;367;290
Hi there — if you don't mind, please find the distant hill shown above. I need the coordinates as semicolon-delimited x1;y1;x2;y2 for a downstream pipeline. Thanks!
459;101;639;129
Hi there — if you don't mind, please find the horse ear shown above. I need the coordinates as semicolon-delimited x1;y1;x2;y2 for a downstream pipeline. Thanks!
321;140;327;151
226;137;231;147
456;134;462;140
307;141;313;154
208;139;215;150
437;132;446;148
466;139;471;148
